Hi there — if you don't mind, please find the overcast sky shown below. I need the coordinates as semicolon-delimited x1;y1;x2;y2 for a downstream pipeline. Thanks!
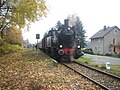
22;0;120;44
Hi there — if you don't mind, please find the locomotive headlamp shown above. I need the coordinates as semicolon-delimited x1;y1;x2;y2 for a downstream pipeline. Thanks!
77;45;80;48
60;45;63;48
68;27;70;30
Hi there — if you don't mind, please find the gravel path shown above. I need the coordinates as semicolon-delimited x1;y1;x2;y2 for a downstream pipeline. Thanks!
83;54;120;65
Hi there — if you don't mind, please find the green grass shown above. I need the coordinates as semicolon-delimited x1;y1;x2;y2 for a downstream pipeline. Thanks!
77;57;93;64
77;57;120;76
91;64;120;76
110;65;120;76
92;64;106;69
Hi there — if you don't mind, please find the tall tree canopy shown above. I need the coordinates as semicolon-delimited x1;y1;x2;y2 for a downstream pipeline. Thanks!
74;16;86;48
0;0;47;38
55;21;62;29
67;15;86;48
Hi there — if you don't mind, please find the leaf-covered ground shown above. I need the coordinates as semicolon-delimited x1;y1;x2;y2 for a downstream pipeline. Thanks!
0;49;103;90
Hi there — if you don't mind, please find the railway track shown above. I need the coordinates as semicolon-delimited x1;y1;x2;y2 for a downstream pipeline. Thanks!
61;61;120;90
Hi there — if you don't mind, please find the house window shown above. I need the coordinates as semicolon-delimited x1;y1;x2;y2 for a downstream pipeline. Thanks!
98;39;101;43
98;47;100;52
109;47;112;51
95;47;97;51
113;38;116;44
114;29;118;34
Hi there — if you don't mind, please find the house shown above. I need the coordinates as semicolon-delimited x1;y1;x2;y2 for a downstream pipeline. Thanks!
23;39;32;48
90;26;120;55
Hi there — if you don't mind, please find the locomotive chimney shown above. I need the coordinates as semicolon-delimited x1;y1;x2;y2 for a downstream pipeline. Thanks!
64;19;69;28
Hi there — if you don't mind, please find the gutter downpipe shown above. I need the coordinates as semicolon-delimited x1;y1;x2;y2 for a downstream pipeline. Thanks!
103;37;104;55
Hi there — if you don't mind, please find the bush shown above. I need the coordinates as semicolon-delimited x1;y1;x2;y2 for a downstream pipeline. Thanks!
82;48;93;54
117;53;120;58
105;53;120;58
105;53;112;56
0;39;24;55
4;36;22;46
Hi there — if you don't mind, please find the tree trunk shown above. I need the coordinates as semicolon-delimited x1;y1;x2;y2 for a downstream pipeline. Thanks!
0;30;4;38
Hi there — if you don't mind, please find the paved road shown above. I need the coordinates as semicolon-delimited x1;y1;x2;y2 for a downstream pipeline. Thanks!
83;54;120;65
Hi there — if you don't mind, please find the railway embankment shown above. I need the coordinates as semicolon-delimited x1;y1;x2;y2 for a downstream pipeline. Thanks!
0;49;103;90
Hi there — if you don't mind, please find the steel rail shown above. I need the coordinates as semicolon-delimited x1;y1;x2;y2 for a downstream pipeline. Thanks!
73;61;120;80
61;62;110;90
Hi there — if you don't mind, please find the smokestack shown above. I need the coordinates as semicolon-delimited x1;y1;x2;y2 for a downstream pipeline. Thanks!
64;19;69;28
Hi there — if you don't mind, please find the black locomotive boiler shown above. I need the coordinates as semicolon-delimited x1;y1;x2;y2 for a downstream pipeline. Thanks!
38;19;84;62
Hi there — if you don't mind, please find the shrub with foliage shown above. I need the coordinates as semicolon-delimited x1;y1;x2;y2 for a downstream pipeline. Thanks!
105;53;120;58
0;39;24;55
82;48;93;54
118;53;120;58
4;36;22;46
105;53;112;56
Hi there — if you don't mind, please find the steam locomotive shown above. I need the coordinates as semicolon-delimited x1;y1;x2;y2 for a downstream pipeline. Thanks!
38;19;84;62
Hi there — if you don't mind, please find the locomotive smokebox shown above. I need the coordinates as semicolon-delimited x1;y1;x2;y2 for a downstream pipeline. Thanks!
64;19;69;28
